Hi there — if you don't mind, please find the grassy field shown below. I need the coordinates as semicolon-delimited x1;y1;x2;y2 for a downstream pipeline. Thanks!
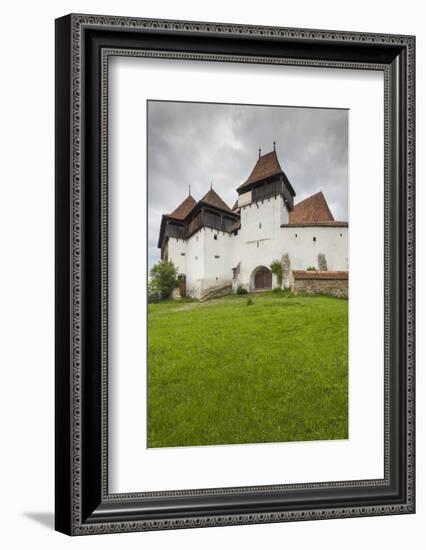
147;291;348;448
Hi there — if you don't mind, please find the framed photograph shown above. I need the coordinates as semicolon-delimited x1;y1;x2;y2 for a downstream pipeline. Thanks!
55;14;415;535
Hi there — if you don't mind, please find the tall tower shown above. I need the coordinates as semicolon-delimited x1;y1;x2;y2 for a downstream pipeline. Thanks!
237;147;295;213
237;147;296;234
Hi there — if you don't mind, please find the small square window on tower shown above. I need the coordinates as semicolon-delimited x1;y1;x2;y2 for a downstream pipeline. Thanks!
259;222;261;229
214;234;218;240
313;237;316;242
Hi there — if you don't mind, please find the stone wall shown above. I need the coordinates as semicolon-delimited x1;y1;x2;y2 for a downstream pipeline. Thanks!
200;282;232;302
292;270;348;298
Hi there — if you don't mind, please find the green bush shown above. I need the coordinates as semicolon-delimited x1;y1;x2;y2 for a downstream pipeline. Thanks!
148;281;162;303
246;297;254;306
149;260;179;300
236;285;248;295
270;260;283;287
306;266;317;271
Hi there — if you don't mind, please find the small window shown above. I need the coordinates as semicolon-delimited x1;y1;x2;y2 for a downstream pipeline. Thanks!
214;255;220;259
214;234;218;240
257;242;259;248
295;234;298;238
259;222;262;229
180;252;185;256
195;256;198;260
313;237;316;242
340;233;343;237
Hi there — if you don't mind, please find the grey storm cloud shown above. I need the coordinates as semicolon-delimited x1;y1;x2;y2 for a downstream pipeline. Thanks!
147;100;348;269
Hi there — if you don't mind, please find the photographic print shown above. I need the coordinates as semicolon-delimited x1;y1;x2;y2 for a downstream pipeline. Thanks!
55;16;415;533
147;100;349;449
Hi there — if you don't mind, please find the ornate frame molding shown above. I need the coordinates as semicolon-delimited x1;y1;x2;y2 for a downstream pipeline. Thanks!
55;14;415;536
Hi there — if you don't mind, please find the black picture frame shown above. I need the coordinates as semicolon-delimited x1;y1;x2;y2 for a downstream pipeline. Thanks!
55;13;415;535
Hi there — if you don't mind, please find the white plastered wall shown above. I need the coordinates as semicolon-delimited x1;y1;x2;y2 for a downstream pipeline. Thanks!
175;196;348;296
201;228;234;292
167;237;188;275
180;194;349;293
282;226;349;271
186;229;206;297
234;195;289;289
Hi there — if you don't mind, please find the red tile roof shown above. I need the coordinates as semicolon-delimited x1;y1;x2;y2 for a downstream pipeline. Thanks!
282;221;348;227
238;150;283;191
288;192;334;224
292;270;348;280
167;194;197;220
200;188;233;213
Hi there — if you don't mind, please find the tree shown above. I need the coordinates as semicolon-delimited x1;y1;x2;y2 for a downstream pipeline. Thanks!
149;260;179;300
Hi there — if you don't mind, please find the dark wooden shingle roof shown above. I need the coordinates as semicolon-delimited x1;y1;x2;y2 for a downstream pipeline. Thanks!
288;192;334;224
200;189;233;213
167;195;197;220
238;150;283;191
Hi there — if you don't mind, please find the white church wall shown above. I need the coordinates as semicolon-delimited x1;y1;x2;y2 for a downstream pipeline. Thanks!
282;226;349;272
202;229;234;292
184;227;242;298
239;194;289;248
231;223;348;291
167;237;187;275
229;231;243;291
236;195;291;289
237;238;284;290
186;229;206;298
169;197;348;298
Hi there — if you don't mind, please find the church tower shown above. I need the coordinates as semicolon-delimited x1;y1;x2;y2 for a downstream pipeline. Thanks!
237;144;295;240
237;144;295;212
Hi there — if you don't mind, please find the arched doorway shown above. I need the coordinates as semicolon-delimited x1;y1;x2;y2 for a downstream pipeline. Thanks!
252;266;272;291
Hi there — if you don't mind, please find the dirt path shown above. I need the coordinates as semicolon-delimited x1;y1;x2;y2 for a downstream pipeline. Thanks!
174;299;227;312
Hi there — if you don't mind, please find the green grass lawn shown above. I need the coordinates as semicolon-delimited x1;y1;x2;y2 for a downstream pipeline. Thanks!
147;291;348;448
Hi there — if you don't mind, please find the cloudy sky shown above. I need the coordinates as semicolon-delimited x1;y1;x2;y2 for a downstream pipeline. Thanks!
148;101;348;269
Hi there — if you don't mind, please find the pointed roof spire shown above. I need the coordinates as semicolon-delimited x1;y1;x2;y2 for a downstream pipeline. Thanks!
238;148;284;191
258;146;261;158
201;188;233;213
188;184;191;196
210;180;213;190
273;140;276;151
167;194;197;220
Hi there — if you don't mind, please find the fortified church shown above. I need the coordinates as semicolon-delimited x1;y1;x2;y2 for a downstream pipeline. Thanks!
158;145;348;299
